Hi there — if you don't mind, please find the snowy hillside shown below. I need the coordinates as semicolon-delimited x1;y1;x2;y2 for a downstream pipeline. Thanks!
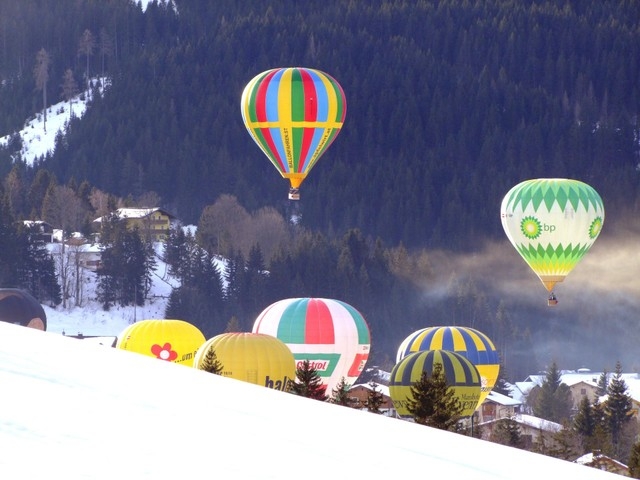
0;321;621;480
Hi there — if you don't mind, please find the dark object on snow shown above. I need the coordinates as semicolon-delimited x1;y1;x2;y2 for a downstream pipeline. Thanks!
0;289;47;331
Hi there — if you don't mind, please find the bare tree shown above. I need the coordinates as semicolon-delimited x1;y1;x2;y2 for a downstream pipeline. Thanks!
42;185;87;234
61;69;79;120
247;206;291;263
89;188;112;219
33;48;50;132
197;195;251;256
78;29;95;88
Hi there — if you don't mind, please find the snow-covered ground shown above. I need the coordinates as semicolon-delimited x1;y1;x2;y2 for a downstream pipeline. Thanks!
0;321;622;479
44;245;176;338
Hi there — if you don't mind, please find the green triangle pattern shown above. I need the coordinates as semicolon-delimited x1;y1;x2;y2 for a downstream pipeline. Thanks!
506;179;604;214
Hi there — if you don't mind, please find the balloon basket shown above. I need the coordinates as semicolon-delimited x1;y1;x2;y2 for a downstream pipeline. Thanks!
288;188;300;201
547;295;558;306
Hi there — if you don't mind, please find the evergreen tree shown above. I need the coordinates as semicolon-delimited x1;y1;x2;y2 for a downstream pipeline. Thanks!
405;363;463;431
547;421;579;461
490;417;523;449
197;347;223;375
364;381;385;414
33;48;50;133
330;377;355;407
573;395;597;454
289;359;327;401
13;225;61;305
628;440;640;479
492;364;512;397
0;191;19;285
533;362;572;423
596;369;609;398
604;361;634;456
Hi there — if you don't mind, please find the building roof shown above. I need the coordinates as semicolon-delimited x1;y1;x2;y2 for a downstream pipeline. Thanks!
479;414;562;433
93;207;175;223
349;382;390;397
485;390;522;407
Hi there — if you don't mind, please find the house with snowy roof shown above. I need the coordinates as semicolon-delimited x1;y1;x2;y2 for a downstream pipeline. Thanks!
348;382;396;416
479;414;562;450
513;368;640;420
92;207;177;242
477;390;523;423
575;451;630;476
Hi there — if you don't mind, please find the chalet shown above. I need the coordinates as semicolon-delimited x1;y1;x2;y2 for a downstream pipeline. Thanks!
476;390;522;423
575;452;630;477
92;207;176;242
348;382;396;416
479;414;562;450
513;368;640;419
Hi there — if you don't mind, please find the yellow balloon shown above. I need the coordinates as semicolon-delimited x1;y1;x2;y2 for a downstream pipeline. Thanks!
194;333;295;390
116;319;206;367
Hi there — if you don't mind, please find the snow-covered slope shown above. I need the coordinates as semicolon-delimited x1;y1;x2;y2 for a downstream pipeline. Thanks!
0;322;620;479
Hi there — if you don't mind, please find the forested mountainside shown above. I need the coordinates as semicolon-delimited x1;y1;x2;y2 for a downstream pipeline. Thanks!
1;0;638;250
0;1;639;380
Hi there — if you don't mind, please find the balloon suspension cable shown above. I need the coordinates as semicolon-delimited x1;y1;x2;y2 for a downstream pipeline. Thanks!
547;292;558;307
288;187;300;201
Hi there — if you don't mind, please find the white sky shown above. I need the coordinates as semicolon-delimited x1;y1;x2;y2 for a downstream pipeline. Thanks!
0;321;622;480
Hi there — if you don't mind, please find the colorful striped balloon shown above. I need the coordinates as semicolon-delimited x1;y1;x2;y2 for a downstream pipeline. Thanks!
501;178;604;300
252;298;370;393
396;326;500;408
389;350;481;418
241;67;347;200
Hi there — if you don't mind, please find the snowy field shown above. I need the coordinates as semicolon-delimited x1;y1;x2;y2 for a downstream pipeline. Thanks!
0;321;622;479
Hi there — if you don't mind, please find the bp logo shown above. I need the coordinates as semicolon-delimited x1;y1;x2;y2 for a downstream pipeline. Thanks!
520;216;542;239
589;217;603;239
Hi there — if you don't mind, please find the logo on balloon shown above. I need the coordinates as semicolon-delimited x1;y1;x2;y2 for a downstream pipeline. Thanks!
295;354;340;377
151;342;178;361
589;217;603;239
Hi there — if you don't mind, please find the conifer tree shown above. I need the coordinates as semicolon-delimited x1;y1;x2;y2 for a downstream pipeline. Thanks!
197;347;223;375
33;48;50;132
330;377;355;407
492;364;512;397
533;362;572;423
364;381;385;414
405;363;463;431
628;440;640;479
289;359;327;401
604;361;634;456
596;369;609;398
573;395;597;454
490;417;523;449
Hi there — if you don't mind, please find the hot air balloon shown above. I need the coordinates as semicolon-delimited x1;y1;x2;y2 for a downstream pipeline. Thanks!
194;332;295;390
0;288;46;331
389;349;481;418
241;67;347;200
252;298;370;393
500;178;604;305
396;326;500;408
116;319;206;367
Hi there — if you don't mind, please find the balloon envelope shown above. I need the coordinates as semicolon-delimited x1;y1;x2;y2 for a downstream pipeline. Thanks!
241;67;347;200
0;289;46;331
116;319;205;367
389;350;481;418
194;332;295;390
500;178;604;295
252;298;370;393
396;326;500;408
